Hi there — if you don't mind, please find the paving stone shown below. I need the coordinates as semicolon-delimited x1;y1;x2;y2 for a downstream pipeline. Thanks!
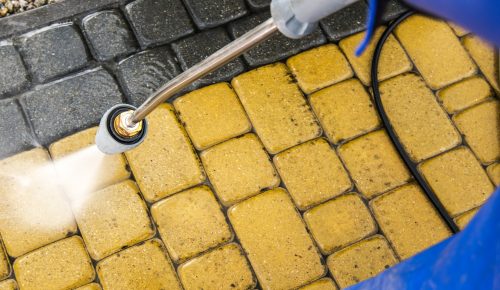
0;239;9;280
97;239;181;290
228;188;325;289
448;22;468;37
453;100;499;164
178;243;256;290
320;0;368;42
326;236;398;288
232;63;321;153
124;0;194;48
246;0;270;10
0;148;77;257
13;236;95;290
21;68;123;146
173;82;251;150
299;278;338;290
462;34;500;93
116;46;181;106
370;183;451;259
74;283;102;290
379;73;461;162
183;0;247;29
18;23;90;83
82;10;137;61
125;104;205;202
0;44;29;98
229;12;326;67
340;28;412;86
0;99;35;160
304;194;377;255
487;163;500;186
338;130;410;199
49;127;130;194
454;208;479;230
310;79;380;144
286;44;353;94
74;180;155;260
0;280;17;290
381;0;408;22
395;15;476;89
201;134;280;206
419;147;494;217
273;138;352;210
436;76;493;114
172;28;245;87
151;186;232;263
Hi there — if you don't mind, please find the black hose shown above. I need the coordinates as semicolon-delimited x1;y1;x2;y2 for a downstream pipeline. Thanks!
370;11;459;233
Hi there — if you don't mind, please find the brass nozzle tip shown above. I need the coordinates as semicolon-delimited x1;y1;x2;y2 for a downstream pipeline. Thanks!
113;110;143;138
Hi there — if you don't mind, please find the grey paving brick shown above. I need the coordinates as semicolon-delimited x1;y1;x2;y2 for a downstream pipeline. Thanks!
17;23;90;83
183;0;248;29
246;0;270;11
229;12;326;67
124;0;194;48
116;46;181;106
82;10;138;61
320;0;368;41
382;0;409;22
172;28;245;87
0;44;29;99
0;100;36;159
20;68;123;145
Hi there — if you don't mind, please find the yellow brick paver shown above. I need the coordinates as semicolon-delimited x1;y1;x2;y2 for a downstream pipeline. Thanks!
395;15;476;89
0;280;17;290
125;104;205;202
454;208;479;230
178;243;255;290
462;34;500;93
453;100;499;164
327;235;397;288
228;188;325;289
304;194;377;254
274;138;351;210
0;148;77;257
151;186;232;263
13;236;94;290
487;163;500;186
75;180;154;260
173;83;251;150
75;283;102;290
232;63;321;153
201;134;280;206
286;44;353;94
340;28;412;85
310;79;380;143
338;130;410;198
97;239;181;290
300;278;338;290
448;22;468;37
436;76;493;114
420;147;494;216
0;240;9;281
371;184;451;259
380;73;461;162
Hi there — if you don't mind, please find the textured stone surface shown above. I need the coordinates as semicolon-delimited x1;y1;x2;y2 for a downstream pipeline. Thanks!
0;100;35;159
21;68;123;145
0;44;29;98
183;0;247;29
382;0;408;22
0;280;17;290
246;0;270;10
437;76;493;114
320;0;368;41
300;278;338;290
0;239;9;280
462;34;500;93
82;10;137;61
487;163;500;186
454;208;478;230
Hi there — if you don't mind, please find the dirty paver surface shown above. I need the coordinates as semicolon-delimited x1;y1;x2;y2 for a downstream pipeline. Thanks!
0;0;498;289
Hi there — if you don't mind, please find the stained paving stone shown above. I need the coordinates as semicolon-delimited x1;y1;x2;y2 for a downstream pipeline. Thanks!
246;0;270;10
172;28;245;87
116;46;181;106
299;278;338;290
0;239;10;280
487;163;500;186
21;68;123;146
381;0;408;22
0;43;29;98
74;283;102;290
183;0;247;29
17;23;90;83
229;12;326;67
436;76;493;114
82;10;137;61
462;34;500;93
454;208;479;230
320;0;367;42
13;236;95;290
0;280;17;290
124;0;194;48
327;235;398;288
0;100;36;160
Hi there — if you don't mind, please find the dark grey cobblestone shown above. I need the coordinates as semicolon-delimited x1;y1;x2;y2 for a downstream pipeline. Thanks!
116;46;181;106
20;68;123;145
124;0;194;48
246;0;270;11
82;10;138;61
172;28;245;87
183;0;248;29
229;12;326;67
382;0;409;22
320;0;368;41
17;23;90;83
0;99;35;159
0;43;29;99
